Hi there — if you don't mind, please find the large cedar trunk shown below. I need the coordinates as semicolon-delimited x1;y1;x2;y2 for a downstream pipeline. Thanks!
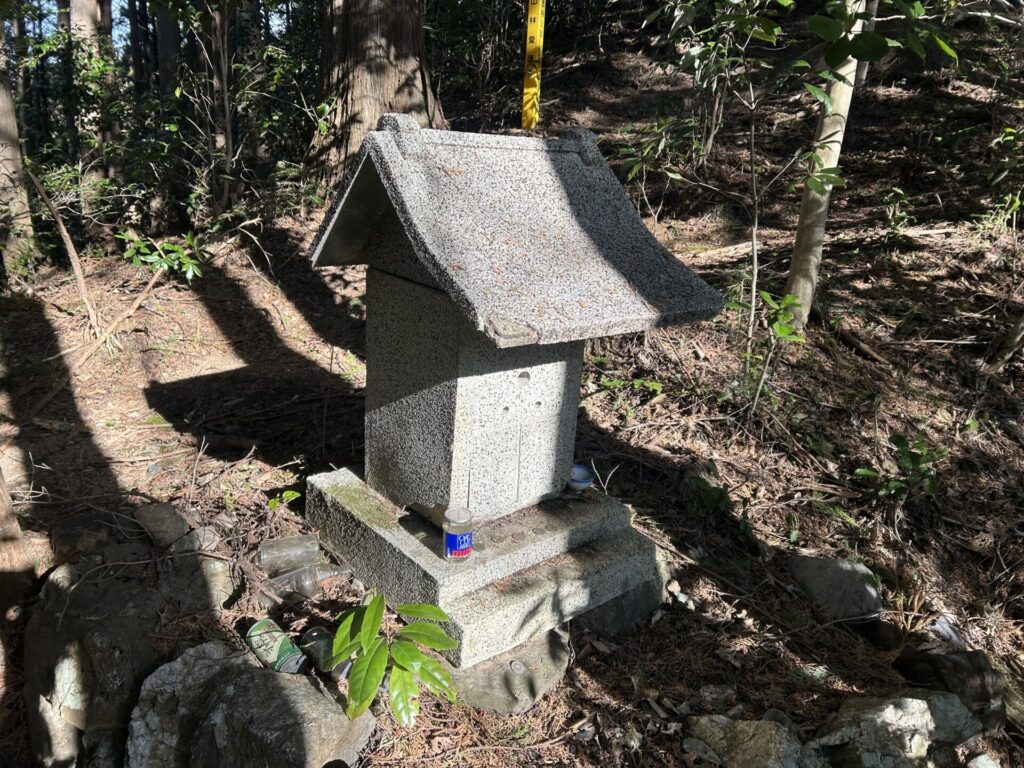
0;19;35;281
308;0;446;187
153;0;180;95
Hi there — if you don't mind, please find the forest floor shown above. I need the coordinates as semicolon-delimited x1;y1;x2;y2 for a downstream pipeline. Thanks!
2;29;1024;768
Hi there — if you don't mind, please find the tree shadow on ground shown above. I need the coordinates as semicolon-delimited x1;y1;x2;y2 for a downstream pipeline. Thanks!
0;292;311;768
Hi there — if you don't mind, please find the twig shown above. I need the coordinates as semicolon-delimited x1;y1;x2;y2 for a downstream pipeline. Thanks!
0;268;166;449
25;168;102;337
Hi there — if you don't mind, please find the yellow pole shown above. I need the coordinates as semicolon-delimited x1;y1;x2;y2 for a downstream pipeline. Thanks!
521;0;546;129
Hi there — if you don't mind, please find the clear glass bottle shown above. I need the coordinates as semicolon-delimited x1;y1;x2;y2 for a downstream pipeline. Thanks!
443;506;474;561
257;563;352;608
253;535;325;576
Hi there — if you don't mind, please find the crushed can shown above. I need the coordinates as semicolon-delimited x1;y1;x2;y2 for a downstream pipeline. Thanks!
245;618;307;673
300;625;353;682
443;506;473;561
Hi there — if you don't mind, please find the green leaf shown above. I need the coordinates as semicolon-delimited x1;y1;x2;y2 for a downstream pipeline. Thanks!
854;468;880;478
807;15;844;42
905;29;925;60
346;637;388;719
332;607;363;663
849;31;888;61
397;622;459;651
396;603;451;622
388;666;421;726
929;32;957;62
416;656;456;702
824;38;852;68
389;639;425;672
804;82;833;114
359;594;385;653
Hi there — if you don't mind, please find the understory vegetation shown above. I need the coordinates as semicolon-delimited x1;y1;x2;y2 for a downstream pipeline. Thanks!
1;0;1023;765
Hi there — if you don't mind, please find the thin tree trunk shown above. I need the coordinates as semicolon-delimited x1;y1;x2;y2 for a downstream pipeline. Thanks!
57;0;77;154
207;1;233;213
985;311;1024;373
153;0;180;95
0;19;35;282
70;0;108;179
784;0;866;329
308;0;447;187
855;0;879;87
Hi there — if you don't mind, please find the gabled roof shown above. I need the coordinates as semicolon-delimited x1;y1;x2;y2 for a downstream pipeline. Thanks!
309;114;721;348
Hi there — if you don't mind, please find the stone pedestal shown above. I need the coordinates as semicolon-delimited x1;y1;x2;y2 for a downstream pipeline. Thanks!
306;468;666;668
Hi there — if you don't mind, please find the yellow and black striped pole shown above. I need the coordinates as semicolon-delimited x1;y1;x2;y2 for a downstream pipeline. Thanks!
521;0;546;129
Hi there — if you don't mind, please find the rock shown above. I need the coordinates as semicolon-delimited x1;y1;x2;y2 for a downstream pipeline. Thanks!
809;690;983;767
25;545;237;767
966;754;1000;768
168;526;219;554
894;649;1006;732
187;667;375;768
682;736;723;765
762;708;796;733
24;559;164;734
575;573;667;638
126;642;258;768
79;730;127;768
789;555;882;622
686;716;827;768
134;504;191;547
445;629;570;714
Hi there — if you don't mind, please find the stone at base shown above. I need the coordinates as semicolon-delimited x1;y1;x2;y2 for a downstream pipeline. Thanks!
443;630;571;714
307;468;664;667
575;573;668;638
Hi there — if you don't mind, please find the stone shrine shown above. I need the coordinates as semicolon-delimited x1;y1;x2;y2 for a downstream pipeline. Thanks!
306;114;721;668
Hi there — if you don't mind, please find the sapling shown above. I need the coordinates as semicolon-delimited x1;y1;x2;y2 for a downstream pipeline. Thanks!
333;593;457;726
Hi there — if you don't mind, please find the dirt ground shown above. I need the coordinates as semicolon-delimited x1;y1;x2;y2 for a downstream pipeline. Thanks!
2;34;1023;768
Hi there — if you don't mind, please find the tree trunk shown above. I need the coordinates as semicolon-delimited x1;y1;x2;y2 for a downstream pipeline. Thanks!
153;0;180;95
984;311;1024;373
207;1;233;213
127;0;148;94
855;0;879;87
308;0;446;187
70;0;109;178
784;0;865;329
58;0;78;154
0;18;35;282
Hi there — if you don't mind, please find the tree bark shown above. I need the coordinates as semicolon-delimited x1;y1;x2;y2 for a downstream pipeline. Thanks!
784;0;865;329
308;0;446;187
127;0;148;94
0;18;35;282
984;311;1024;373
152;0;180;95
855;0;879;87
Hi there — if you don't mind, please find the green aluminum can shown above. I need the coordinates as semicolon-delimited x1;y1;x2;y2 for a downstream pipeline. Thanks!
245;618;307;673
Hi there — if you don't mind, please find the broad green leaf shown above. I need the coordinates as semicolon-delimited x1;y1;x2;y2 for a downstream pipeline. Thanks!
358;593;385;653
807;15;844;42
849;31;888;61
396;603;451;622
389;639;425;672
416;656;456;702
905;29;925;60
929;32;957;62
804;83;833;115
388;666;421;726
346;637;388;719
397;622;459;651
824;39;852;68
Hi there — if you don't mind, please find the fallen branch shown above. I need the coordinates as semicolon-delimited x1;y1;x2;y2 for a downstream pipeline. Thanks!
25;168;102;337
0;268;166;449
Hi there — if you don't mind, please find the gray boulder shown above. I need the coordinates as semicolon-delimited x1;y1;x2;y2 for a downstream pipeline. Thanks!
809;690;983;767
187;667;375;768
126;642;258;768
789;555;883;622
445;629;570;714
134;504;191;547
685;715;827;768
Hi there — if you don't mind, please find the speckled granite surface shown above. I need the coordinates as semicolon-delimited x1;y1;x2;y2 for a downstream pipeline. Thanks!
309;114;722;348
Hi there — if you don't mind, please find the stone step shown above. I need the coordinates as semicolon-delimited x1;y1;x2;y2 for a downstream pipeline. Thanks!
442;528;661;667
307;468;632;605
